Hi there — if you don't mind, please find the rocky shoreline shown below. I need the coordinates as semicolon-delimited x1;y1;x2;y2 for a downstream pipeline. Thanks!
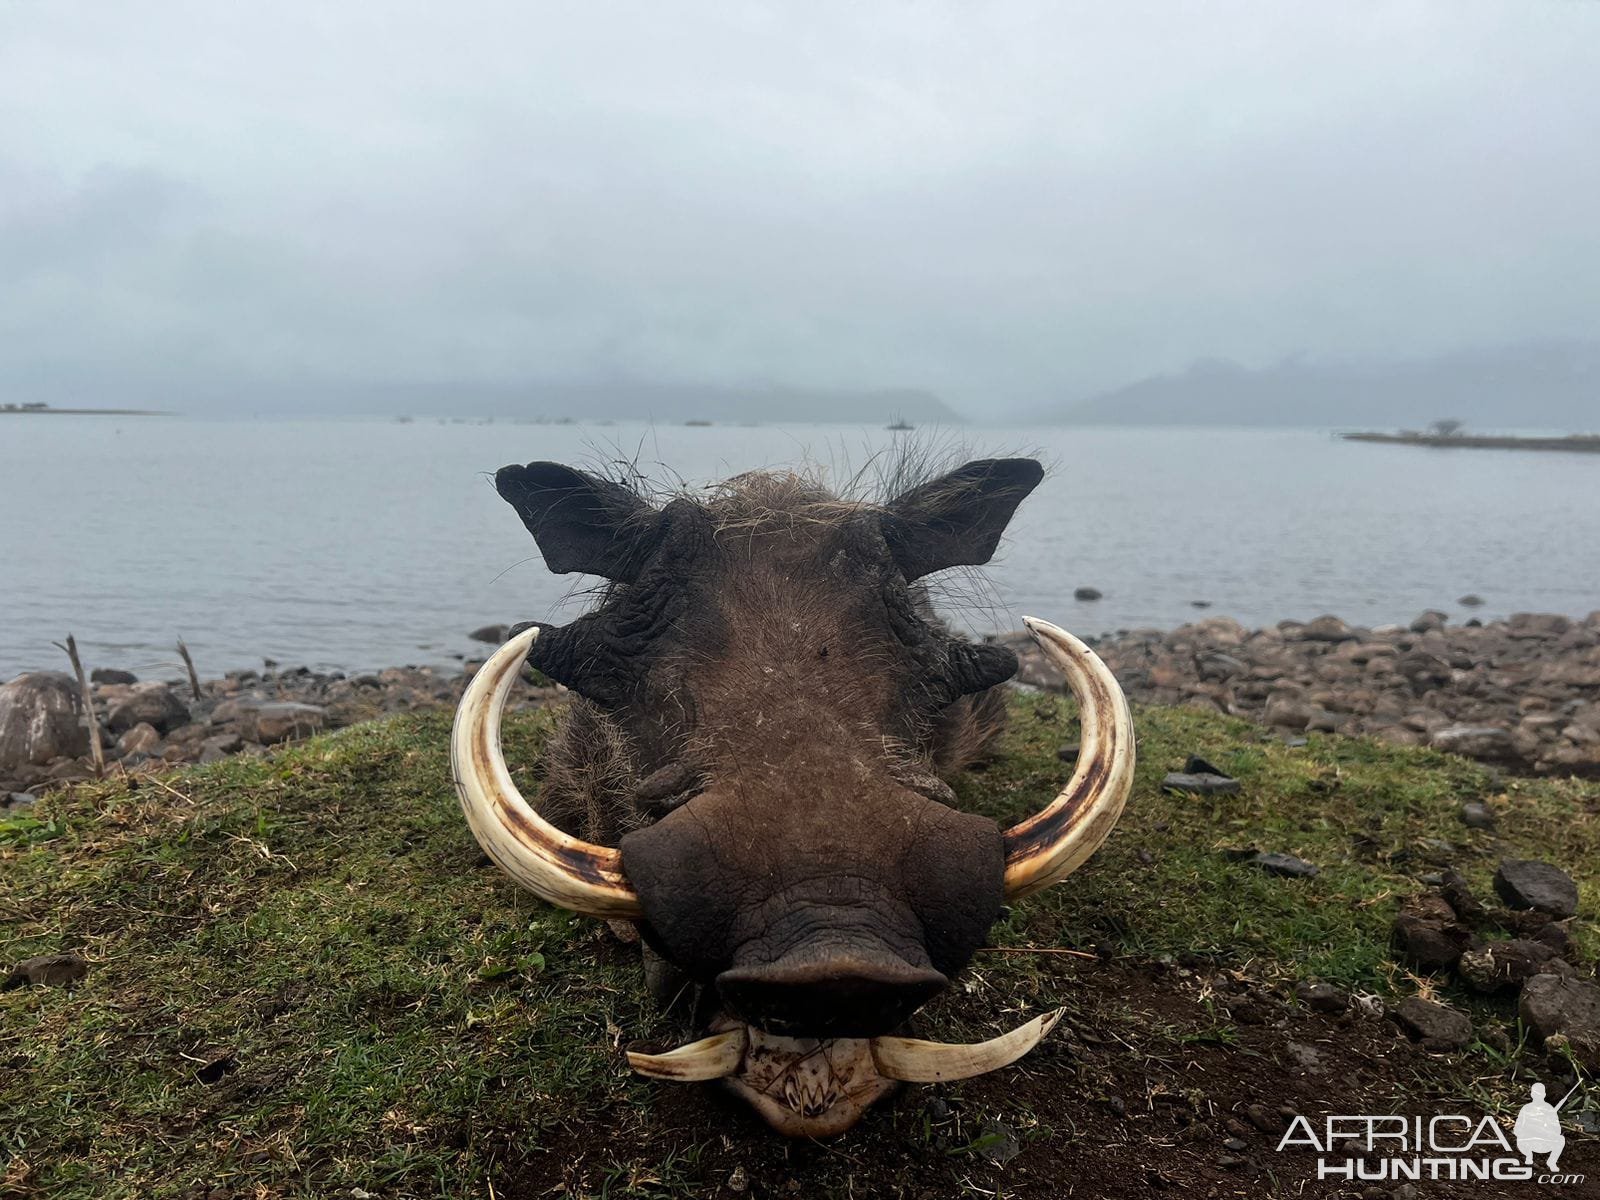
5;607;1600;804
0;655;561;804
1002;608;1600;776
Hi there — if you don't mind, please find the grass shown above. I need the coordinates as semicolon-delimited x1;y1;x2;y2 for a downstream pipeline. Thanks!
2;695;1597;1198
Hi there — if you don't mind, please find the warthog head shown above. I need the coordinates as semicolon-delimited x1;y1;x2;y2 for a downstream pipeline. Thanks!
453;457;1134;1135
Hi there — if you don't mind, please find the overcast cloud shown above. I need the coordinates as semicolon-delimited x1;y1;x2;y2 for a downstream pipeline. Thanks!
1;1;1596;416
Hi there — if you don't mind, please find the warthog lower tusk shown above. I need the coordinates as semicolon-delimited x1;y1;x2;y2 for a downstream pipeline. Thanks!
871;1009;1065;1083
626;1010;1064;1086
626;1028;749;1081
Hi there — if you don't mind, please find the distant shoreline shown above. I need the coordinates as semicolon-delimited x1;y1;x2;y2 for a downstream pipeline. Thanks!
0;407;173;417
1343;430;1600;454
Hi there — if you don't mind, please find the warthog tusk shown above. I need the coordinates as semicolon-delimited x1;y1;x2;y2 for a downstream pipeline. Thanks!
452;627;644;919
871;1009;1065;1083
626;1028;749;1081
1001;617;1136;900
627;1010;1064;1087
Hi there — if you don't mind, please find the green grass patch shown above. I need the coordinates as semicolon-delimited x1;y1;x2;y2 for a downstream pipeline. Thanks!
3;697;1596;1197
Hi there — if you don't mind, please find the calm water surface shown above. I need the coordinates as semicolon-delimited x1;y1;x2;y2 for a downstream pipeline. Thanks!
3;417;1598;678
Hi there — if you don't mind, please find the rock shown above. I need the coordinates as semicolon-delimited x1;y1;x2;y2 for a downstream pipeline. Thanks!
1296;615;1357;643
1409;610;1448;633
1456;939;1560;993
90;668;138;685
1393;895;1471;971
250;702;328;745
1284;1041;1324;1071
1493;860;1579;918
1390;997;1472;1050
469;624;509;644
1458;594;1484;607
1295;981;1348;1014
1430;725;1516;760
3;952;89;989
107;684;190;736
1262;692;1313;730
1162;772;1241;796
976;1119;1021;1164
1056;743;1079;763
1073;587;1103;602
115;722;162;757
1457;801;1496;830
1507;612;1571;640
1518;975;1600;1069
214;700;329;745
0;672;89;769
4;791;38;811
1249;851;1319;878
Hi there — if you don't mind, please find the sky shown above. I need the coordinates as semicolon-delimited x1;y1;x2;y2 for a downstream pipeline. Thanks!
2;1;1597;417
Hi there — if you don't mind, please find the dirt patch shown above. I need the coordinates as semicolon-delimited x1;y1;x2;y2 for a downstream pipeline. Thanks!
493;958;1597;1199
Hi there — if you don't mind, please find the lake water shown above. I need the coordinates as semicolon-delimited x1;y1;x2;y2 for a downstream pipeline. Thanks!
3;417;1598;680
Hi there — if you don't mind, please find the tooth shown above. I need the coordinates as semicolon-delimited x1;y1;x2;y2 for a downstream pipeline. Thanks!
870;1009;1064;1083
626;1028;748;1081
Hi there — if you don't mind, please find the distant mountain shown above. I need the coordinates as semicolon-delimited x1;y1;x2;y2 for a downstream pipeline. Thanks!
1047;341;1600;430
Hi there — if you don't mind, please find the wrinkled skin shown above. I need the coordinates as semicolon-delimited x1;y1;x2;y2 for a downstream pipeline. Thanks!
494;458;1044;1126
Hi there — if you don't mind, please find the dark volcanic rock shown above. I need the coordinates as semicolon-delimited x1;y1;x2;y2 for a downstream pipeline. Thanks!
1494;859;1580;919
1073;587;1103;602
1518;975;1600;1070
1393;894;1472;971
1456;939;1562;994
1295;981;1348;1014
469;624;509;644
90;668;137;685
1391;997;1472;1050
1457;801;1496;830
107;683;190;736
0;672;88;769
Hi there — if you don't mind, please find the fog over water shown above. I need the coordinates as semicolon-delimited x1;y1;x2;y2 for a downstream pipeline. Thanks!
3;3;1598;417
3;417;1597;679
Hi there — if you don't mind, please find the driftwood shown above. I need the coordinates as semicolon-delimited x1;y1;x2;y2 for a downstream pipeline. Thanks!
52;634;104;776
177;639;203;701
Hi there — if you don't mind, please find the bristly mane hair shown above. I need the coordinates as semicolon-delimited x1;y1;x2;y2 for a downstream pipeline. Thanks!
533;432;1046;631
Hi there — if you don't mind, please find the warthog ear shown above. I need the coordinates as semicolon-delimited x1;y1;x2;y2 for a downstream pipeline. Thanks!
496;462;656;581
880;458;1044;581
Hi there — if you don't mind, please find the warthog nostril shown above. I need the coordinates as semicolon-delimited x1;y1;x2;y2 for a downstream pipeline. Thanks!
716;956;949;1039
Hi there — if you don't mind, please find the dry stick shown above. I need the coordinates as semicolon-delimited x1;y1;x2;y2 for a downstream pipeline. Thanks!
52;633;105;776
976;946;1099;959
176;638;202;701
